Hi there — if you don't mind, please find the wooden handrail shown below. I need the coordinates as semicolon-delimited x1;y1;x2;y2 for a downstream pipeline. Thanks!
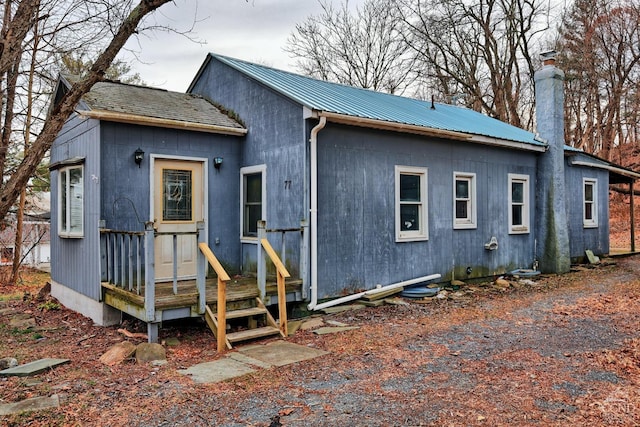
260;238;289;336
198;243;231;281
198;242;231;351
260;238;290;279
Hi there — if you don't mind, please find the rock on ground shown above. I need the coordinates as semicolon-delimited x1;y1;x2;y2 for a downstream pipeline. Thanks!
135;343;166;364
99;341;137;366
0;357;18;370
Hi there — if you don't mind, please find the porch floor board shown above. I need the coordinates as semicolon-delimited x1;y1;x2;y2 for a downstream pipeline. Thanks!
101;277;303;312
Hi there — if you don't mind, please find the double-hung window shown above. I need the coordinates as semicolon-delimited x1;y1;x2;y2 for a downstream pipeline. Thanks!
453;172;476;229
395;166;428;242
58;165;84;237
240;165;266;240
508;173;530;234
583;178;598;228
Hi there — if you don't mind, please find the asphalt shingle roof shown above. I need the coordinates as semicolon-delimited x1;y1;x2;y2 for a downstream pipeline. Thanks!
81;80;244;130
209;53;543;147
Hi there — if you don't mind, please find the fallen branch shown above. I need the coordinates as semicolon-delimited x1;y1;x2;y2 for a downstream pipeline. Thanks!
117;328;148;340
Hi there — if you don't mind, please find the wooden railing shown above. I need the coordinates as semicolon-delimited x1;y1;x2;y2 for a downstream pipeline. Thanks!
100;222;208;334
198;241;231;352
256;220;308;300
100;228;147;294
260;238;290;337
100;222;157;335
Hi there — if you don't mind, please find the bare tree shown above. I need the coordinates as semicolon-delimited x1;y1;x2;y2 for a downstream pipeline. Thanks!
285;0;416;94
559;0;640;161
0;0;174;225
397;0;551;129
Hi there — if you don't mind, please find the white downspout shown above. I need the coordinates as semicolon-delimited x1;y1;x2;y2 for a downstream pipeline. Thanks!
308;116;326;310
312;273;441;311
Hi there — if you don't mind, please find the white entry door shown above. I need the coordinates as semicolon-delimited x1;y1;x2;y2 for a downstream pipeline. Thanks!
153;159;204;281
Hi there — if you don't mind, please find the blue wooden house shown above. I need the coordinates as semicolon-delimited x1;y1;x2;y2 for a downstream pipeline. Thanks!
49;53;639;345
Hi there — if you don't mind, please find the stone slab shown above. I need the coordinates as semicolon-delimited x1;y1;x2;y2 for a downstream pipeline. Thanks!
325;320;348;327
178;358;256;384
313;326;360;335
321;304;365;314
586;250;600;264
357;299;386;307
300;317;324;330
9;314;36;329
227;352;273;369
0;358;70;377
0;394;60;416
238;340;328;367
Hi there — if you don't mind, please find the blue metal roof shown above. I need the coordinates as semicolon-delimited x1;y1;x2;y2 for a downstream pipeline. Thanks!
209;53;544;147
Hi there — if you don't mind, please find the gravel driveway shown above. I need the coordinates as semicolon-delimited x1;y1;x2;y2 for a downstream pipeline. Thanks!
131;256;640;427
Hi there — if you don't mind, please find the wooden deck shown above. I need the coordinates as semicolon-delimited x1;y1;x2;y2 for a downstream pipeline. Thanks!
609;248;640;257
102;276;303;312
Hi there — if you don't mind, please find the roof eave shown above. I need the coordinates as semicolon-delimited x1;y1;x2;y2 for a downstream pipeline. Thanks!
570;159;640;181
186;54;213;94
467;134;547;153
77;109;247;136
317;111;546;152
319;111;469;140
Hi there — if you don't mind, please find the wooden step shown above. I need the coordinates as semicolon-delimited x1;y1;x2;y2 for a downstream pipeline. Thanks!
225;306;268;320
226;326;281;343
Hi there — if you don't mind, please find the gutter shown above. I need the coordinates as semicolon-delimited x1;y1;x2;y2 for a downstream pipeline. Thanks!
307;116;327;310
319;111;470;140
78;109;248;136
319;111;546;153
570;159;640;180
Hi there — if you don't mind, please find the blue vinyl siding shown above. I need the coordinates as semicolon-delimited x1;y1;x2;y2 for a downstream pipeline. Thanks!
315;124;538;298
99;122;243;273
190;58;307;276
50;114;102;299
564;154;610;259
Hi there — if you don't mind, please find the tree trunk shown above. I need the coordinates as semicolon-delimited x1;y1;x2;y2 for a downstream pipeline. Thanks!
0;0;173;223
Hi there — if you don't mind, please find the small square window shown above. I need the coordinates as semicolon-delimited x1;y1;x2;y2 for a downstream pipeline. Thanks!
508;173;529;234
583;178;598;228
395;166;428;242
58;165;84;238
453;172;476;229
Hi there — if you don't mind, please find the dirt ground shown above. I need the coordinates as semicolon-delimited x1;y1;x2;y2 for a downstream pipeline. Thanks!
2;257;640;426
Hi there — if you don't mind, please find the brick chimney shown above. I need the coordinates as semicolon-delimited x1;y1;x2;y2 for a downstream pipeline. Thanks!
534;51;571;273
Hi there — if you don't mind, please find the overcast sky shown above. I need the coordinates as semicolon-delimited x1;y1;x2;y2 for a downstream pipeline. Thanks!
122;0;362;92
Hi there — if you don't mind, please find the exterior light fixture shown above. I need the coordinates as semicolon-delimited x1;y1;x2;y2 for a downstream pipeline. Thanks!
134;148;144;167
213;157;223;169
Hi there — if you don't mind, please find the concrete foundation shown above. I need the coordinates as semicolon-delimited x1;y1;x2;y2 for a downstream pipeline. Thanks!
51;280;121;326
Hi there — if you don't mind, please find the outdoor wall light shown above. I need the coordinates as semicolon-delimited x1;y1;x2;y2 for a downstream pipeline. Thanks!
134;148;144;167
213;156;223;169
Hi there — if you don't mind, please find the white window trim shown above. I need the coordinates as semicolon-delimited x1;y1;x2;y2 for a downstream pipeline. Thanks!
58;164;84;238
508;173;530;234
583;178;598;228
453;171;477;229
240;164;267;243
395;165;428;242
